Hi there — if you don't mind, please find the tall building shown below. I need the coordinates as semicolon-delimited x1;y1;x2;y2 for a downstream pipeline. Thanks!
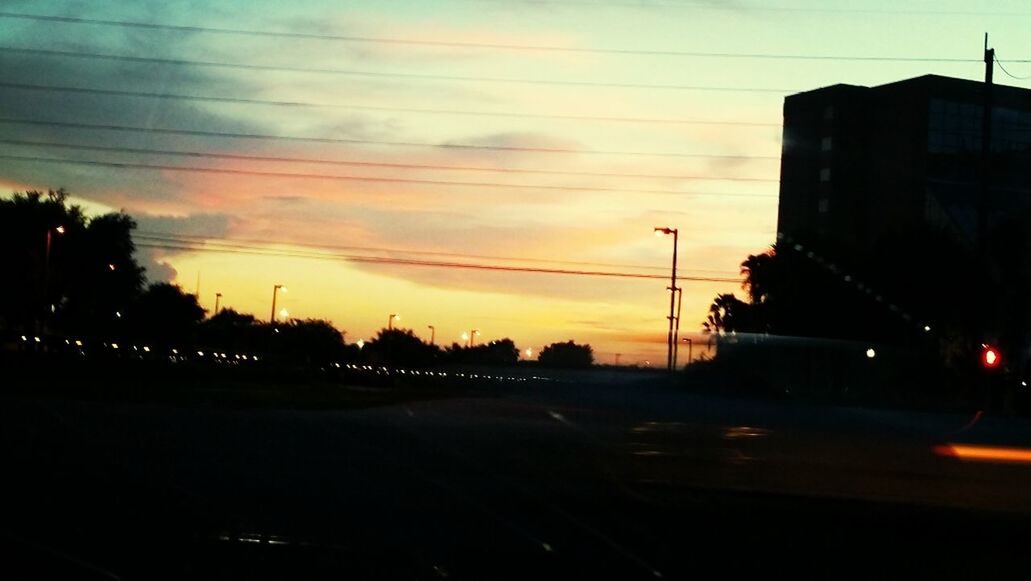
777;74;1031;261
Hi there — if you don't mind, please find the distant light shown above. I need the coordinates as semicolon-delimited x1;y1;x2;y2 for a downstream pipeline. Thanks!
461;332;469;340
111;343;119;349
108;263;116;271
65;339;70;345
279;308;289;319
525;348;533;357
1022;381;1028;388
171;348;178;354
866;348;876;359
982;345;1000;369
74;340;83;347
197;351;205;356
115;311;121;318
252;355;259;361
33;336;41;343
143;346;150;352
356;339;365;349
54;225;65;234
923;325;932;332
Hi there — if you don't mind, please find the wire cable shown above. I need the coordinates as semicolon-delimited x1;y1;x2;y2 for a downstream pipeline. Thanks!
0;49;792;93
134;231;743;276
0;117;779;160
995;54;1031;80
0;11;1009;61
0;153;779;198
0;139;778;183
135;240;741;282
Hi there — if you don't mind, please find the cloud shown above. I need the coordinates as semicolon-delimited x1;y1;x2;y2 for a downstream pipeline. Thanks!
134;212;233;237
137;249;178;283
131;212;232;283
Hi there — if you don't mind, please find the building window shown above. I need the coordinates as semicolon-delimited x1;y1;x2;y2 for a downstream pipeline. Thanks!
818;198;829;213
821;136;833;152
819;167;831;182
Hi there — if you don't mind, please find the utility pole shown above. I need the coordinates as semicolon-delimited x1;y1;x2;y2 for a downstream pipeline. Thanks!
978;33;994;266
428;325;436;345
214;292;222;315
654;227;679;371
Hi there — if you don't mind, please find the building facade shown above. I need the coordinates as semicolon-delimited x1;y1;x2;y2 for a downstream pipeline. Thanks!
777;74;1031;261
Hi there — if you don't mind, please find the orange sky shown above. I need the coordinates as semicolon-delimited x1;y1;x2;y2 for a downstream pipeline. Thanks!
2;1;1029;363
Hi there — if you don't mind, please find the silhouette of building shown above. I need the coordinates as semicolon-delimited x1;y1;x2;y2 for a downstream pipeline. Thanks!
777;74;1031;258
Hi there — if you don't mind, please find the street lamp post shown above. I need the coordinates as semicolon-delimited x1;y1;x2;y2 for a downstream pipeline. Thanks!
40;225;65;332
654;227;679;371
214;292;222;315
468;329;480;348
388;313;400;330
427;325;436;345
682;337;693;365
270;284;286;323
673;287;683;368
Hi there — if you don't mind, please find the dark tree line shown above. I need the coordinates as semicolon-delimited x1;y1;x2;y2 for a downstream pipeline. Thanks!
3;189;596;369
703;222;1031;376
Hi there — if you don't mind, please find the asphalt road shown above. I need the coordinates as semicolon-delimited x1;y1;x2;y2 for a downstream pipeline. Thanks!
2;378;1031;579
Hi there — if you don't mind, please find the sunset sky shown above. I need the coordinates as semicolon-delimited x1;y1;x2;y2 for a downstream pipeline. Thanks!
2;0;1029;364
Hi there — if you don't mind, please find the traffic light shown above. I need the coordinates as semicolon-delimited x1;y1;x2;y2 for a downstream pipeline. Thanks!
981;344;1001;369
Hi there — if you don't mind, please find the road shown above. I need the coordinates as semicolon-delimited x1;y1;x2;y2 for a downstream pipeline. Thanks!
2;377;1031;579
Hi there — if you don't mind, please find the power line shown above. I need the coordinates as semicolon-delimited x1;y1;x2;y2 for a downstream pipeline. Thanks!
0;11;1007;61
468;0;1031;17
135;240;741;282
0;139;778;183
0;49;791;93
0;117;781;160
135;231;743;276
995;55;1031;81
0;62;774;127
0;153;778;198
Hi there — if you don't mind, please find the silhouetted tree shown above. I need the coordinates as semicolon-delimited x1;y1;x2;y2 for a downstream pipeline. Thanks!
0;189;144;334
126;283;205;345
275;318;348;364
445;338;519;365
199;308;264;352
363;328;439;367
538;340;594;368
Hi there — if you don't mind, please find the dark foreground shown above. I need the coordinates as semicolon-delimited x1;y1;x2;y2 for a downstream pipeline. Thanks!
2;373;1031;579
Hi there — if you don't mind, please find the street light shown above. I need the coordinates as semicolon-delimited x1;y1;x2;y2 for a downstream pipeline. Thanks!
682;337;693;365
270;284;287;323
427;325;436;345
42;224;66;325
524;347;533;358
388;313;400;330
464;329;480;348
279;308;289;320
673;287;683;368
654;226;679;371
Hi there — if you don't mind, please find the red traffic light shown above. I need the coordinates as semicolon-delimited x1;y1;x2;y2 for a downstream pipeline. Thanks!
981;345;1001;369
